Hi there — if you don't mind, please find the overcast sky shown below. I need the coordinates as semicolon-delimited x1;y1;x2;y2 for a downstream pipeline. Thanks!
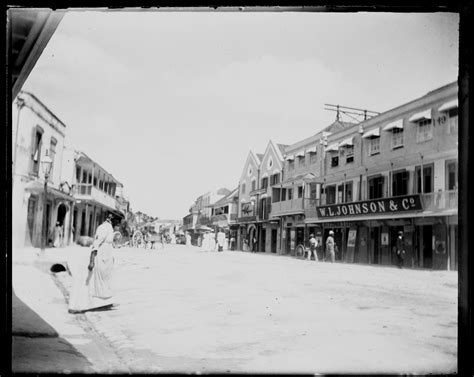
22;10;459;219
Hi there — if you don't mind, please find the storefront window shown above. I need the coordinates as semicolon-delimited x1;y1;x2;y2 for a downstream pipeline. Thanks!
326;185;336;204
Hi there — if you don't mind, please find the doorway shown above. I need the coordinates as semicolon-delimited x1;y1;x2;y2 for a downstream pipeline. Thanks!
27;196;37;245
422;225;433;268
271;229;277;253
57;203;67;226
371;227;380;264
260;228;266;252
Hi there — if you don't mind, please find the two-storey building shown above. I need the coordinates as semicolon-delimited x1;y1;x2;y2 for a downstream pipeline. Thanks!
12;91;74;248
303;82;458;270
61;149;125;242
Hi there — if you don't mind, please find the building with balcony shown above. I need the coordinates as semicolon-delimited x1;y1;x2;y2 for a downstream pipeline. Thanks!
208;187;239;238
270;121;352;256
12;91;74;248
300;82;458;270
61;149;126;242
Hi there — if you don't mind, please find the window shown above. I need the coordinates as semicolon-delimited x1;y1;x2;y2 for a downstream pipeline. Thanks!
299;155;306;167
261;177;269;189
446;161;458;190
392;170;408;196
251;180;256;191
369;137;380;155
241;183;246;194
281;188;287;201
392;128;404;149
288;160;294;171
368;176;384;199
93;177;97;186
270;173;280;185
309;182;318;199
31;128;43;175
337;185;343;203
416;119;433;143
325;185;336;204
331;155;339;167
415;165;433;193
345;182;353;202
345;145;354;163
49;138;57;179
272;188;281;202
447;108;458;134
76;167;81;182
310;152;318;164
288;188;293;200
297;186;303;198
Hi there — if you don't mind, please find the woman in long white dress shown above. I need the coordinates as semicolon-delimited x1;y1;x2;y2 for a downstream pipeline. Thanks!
68;214;115;313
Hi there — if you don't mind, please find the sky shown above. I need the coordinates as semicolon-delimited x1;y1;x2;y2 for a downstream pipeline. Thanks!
22;10;459;219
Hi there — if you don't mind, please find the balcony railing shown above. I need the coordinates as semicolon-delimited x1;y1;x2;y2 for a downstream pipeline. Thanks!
75;183;116;210
421;190;457;212
271;197;304;216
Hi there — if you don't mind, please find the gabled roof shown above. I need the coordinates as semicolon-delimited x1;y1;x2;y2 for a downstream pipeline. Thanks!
256;153;264;162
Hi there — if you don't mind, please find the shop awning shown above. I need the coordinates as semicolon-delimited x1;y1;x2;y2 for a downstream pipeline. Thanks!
361;128;380;139
338;137;354;147
285;155;295;161
325;143;339;152
409;109;432;122
295;151;305;157
383;119;404;131
306;146;317;153
25;180;74;202
438;99;458;112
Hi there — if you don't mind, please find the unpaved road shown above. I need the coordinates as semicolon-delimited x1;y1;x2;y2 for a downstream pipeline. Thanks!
60;244;457;374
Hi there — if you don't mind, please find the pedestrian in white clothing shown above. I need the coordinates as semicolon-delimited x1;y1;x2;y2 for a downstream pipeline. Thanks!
217;228;225;252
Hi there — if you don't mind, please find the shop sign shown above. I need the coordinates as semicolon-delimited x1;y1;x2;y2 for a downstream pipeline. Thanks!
236;216;257;223
316;195;423;218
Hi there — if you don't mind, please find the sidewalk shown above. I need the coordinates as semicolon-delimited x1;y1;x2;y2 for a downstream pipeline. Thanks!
12;246;129;374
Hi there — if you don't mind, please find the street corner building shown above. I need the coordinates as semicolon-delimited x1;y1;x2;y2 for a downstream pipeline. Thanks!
12;91;130;250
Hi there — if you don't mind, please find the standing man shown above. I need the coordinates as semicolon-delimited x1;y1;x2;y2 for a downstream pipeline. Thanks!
217;228;225;252
308;233;318;261
396;230;406;269
325;230;336;263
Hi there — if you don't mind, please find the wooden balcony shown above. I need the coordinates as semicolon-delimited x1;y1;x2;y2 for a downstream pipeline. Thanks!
75;183;116;210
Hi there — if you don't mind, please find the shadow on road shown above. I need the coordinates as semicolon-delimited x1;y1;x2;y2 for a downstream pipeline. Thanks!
12;288;94;374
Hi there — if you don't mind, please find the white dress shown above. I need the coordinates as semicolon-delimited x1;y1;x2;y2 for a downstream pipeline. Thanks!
68;220;115;312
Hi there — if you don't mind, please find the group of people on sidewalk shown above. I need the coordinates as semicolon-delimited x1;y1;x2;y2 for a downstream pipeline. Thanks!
201;228;226;252
306;230;406;268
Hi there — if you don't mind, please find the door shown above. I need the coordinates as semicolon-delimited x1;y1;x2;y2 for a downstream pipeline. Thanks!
423;225;433;268
372;227;380;264
27;196;37;246
260;228;266;252
45;202;52;245
271;229;277;253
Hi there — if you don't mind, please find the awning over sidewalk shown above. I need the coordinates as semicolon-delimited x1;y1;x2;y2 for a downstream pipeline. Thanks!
25;180;74;202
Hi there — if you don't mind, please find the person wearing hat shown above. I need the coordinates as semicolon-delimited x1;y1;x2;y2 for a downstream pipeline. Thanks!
325;230;336;263
396;230;406;268
308;233;318;261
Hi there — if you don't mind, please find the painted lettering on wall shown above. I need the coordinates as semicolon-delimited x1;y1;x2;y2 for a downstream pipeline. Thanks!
316;195;423;218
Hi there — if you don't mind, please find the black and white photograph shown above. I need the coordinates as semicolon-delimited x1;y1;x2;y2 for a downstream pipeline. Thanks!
7;7;466;375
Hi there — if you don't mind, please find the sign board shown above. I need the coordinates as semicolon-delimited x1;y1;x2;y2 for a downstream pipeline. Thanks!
316;195;423;218
381;232;389;246
347;230;357;247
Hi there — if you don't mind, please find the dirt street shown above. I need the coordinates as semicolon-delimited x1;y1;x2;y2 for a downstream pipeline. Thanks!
60;244;457;374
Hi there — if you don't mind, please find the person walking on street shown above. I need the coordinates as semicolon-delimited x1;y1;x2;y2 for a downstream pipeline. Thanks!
326;230;336;263
308;234;318;261
160;233;166;249
217;228;226;252
396;231;406;268
68;213;116;313
53;222;63;248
